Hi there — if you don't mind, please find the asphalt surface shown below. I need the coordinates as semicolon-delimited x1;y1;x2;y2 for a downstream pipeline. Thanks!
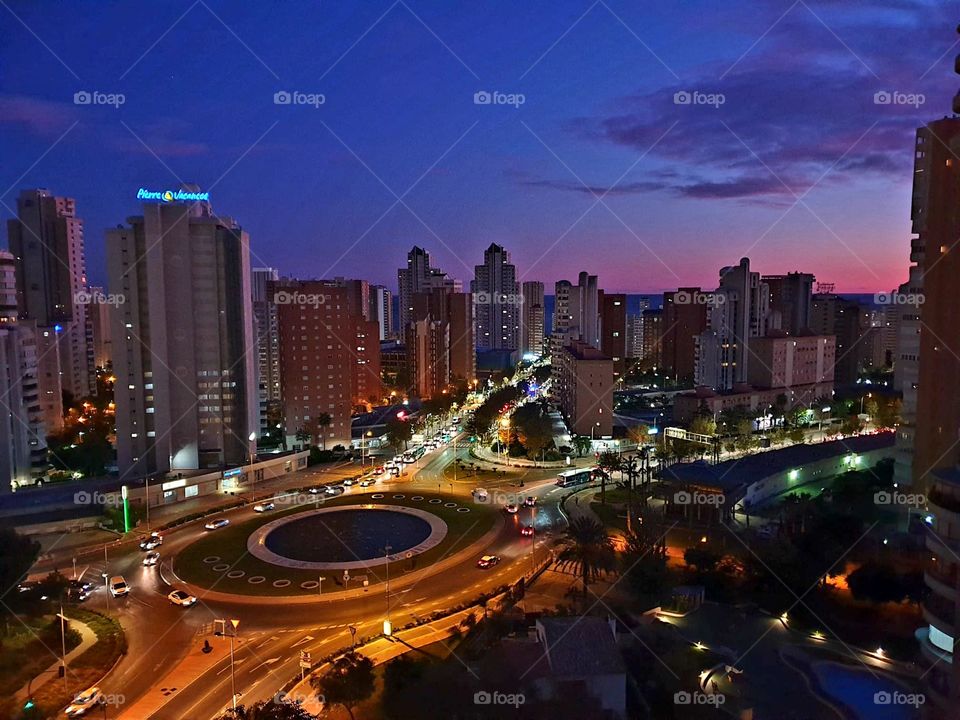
61;438;567;720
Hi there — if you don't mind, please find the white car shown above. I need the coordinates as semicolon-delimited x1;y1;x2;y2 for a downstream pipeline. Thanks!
253;502;275;512
325;485;343;495
505;504;519;514
359;478;376;487
142;551;160;566
139;532;163;550
65;686;102;717
204;518;230;531
167;590;197;607
342;478;355;486
109;576;128;597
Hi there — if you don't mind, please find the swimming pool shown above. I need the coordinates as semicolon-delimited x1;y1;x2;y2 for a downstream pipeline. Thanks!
811;662;921;720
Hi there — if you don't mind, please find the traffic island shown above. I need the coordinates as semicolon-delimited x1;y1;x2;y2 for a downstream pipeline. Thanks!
173;492;500;598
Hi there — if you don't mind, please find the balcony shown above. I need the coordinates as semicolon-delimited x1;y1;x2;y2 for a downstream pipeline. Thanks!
925;567;958;602
922;593;956;634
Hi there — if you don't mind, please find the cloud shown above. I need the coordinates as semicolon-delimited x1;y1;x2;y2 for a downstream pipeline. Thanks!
0;94;77;136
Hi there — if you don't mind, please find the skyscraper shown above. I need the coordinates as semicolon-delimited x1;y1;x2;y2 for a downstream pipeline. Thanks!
7;188;96;426
763;272;815;334
520;280;545;357
695;258;769;390
471;243;520;352
662;288;708;384
369;284;393;341
106;188;258;477
551;273;599;351
599;292;627;384
252;267;281;434
397;246;460;331
272;280;381;448
409;287;475;396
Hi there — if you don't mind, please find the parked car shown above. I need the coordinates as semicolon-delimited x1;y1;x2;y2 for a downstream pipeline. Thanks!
204;518;230;531
167;590;197;607
109;576;128;597
142;551;160;566
476;555;501;569
253;502;275;512
64;686;102;717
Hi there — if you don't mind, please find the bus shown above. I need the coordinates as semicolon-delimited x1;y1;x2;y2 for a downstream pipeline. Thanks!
556;467;595;487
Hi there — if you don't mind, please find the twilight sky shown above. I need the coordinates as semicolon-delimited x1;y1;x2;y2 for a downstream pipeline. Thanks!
0;0;954;293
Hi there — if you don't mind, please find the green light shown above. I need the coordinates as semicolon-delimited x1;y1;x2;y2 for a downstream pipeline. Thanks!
24;700;34;710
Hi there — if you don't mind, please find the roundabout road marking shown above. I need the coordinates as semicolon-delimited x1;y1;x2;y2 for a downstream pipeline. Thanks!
248;576;266;584
226;570;245;579
272;579;292;588
202;556;221;564
300;580;319;590
211;563;230;572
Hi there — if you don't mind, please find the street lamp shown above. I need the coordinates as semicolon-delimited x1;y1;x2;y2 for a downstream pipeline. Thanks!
228;619;240;711
384;545;393;630
248;432;257;498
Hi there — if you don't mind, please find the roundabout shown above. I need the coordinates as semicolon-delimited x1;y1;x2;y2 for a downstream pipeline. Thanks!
173;492;499;596
247;505;448;570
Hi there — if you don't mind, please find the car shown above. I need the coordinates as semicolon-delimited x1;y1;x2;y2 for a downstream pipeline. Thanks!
359;478;375;487
65;686;102;717
342;478;355;486
139;532;163;550
69;579;94;593
451;416;461;424
472;488;488;502
476;555;501;569
253;502;275;512
308;487;324;495
204;518;230;531
521;525;535;537
524;496;536;507
142;551;160;566
325;484;343;495
505;504;519;514
374;465;385;474
108;576;128;597
167;590;197;607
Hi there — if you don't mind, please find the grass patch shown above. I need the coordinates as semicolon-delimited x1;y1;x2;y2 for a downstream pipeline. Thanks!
1;608;125;720
174;492;500;596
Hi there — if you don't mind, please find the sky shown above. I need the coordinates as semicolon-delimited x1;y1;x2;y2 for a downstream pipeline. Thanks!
0;0;954;293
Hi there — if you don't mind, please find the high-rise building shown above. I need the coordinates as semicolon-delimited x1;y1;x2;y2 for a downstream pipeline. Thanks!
272;280;380;448
662;289;708;384
397;246;460;331
520;281;545;358
0;321;48;491
599;292;627;384
553;339;613;437
7;188;93;401
893;270;922;491
471;243;520;352
0;250;18;321
408;288;475;397
87;287;113;369
252;268;281;435
695;258;769;390
551;273;600;352
106;189;258;477
369;285;393;341
763;272;815;334
640;308;663;366
810;294;862;385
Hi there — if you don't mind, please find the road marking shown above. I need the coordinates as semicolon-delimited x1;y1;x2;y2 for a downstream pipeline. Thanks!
248;657;279;673
256;636;279;649
292;635;314;648
217;658;247;675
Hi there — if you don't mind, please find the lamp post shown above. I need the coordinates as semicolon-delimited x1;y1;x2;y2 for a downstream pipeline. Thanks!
57;605;68;693
248;432;257;498
229;619;240;711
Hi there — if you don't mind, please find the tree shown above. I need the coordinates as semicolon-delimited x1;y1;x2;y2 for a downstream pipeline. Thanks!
0;528;40;621
683;547;721;573
315;412;332;449
555;516;615;597
572;435;592;457
596;452;620;504
219;699;315;719
385;416;413;452
627;423;651;447
847;562;915;605
294;427;311;447
622;515;668;596
310;651;375;720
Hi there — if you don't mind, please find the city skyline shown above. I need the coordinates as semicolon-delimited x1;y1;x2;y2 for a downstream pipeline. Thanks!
2;1;954;293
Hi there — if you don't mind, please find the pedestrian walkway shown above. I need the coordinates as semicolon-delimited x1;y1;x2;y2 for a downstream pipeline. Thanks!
117;634;235;719
15;616;97;704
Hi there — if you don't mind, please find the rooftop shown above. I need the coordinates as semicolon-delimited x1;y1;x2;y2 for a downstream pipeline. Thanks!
537;617;625;677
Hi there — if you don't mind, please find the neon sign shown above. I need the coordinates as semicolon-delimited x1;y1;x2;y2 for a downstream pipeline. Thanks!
137;188;210;203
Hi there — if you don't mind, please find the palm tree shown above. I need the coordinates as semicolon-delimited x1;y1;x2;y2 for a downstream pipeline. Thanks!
555;516;615;598
316;412;332;450
219;699;315;719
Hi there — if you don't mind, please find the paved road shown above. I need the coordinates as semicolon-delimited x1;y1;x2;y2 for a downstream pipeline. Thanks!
63;436;566;720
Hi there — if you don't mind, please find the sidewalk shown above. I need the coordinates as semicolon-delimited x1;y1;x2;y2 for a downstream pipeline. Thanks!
15;617;97;704
117;634;236;719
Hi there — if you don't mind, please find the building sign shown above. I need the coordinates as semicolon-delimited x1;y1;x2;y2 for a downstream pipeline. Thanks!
137;187;210;203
